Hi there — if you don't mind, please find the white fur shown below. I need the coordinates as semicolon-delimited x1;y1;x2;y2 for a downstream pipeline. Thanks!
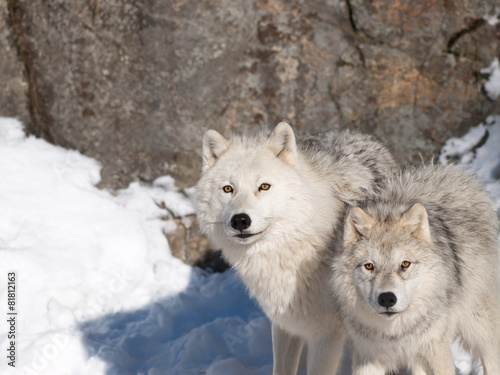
196;123;396;374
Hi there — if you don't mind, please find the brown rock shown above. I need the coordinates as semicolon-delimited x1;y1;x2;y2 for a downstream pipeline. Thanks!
163;210;229;272
6;0;500;186
0;3;30;127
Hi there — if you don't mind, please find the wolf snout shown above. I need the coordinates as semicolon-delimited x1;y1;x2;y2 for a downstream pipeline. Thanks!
378;292;397;308
230;213;251;232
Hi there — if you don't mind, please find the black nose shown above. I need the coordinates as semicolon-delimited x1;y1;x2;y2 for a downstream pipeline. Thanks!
378;292;397;308
230;213;251;232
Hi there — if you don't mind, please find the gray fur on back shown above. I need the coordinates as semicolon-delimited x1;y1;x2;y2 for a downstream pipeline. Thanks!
299;130;397;203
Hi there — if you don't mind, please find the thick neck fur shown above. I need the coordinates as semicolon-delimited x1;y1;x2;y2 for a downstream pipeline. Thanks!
229;224;330;318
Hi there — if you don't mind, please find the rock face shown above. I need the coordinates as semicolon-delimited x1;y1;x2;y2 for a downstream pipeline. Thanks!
0;4;30;126
2;0;500;267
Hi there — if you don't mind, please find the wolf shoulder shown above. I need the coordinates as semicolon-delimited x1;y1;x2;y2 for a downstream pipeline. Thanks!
393;164;499;238
298;129;395;169
297;129;397;200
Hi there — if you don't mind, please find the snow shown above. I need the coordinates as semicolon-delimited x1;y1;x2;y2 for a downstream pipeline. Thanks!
484;9;500;26
481;58;500;101
440;115;500;214
1;115;499;375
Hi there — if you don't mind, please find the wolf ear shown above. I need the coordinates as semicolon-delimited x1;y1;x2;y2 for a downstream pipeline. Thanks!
202;130;229;171
401;203;432;244
267;122;297;166
344;207;374;248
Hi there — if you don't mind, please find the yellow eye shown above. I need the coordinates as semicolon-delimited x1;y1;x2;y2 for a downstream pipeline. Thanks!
401;261;411;269
222;185;233;193
364;263;374;271
259;183;271;191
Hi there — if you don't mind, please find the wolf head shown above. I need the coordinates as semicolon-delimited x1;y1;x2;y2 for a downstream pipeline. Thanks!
333;202;448;329
196;123;316;252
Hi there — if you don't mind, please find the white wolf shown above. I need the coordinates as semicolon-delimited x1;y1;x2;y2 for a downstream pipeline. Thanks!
331;164;500;375
196;122;396;374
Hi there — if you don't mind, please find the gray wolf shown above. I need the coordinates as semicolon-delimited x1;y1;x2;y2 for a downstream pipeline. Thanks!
330;164;500;375
196;122;396;374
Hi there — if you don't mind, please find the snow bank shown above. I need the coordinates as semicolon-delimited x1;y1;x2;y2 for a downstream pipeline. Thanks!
1;115;499;375
0;117;269;374
440;115;500;213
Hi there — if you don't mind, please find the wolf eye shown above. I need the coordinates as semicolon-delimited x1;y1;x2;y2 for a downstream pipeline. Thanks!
401;261;411;269
364;263;374;271
222;185;233;193
259;183;271;191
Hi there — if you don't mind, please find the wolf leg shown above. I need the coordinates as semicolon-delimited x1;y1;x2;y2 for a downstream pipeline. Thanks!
477;334;500;375
479;307;500;374
306;335;345;375
413;336;455;375
481;352;500;375
272;324;304;375
351;355;386;375
459;299;500;374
